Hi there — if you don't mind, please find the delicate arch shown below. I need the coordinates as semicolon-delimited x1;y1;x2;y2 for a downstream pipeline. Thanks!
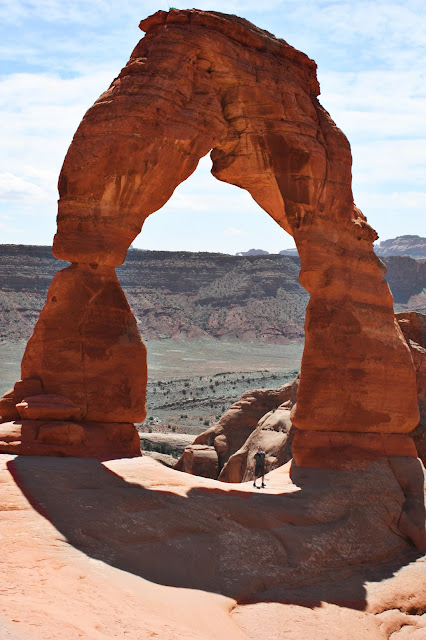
1;10;419;461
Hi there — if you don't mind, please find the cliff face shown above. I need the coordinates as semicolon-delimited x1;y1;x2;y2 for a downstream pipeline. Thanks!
375;235;426;259
0;246;308;343
384;256;426;306
1;245;425;343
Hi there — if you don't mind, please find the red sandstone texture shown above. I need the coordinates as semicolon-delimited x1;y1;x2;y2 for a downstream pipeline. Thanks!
20;263;147;423
0;9;420;459
397;311;426;463
175;378;298;479
291;430;418;470
16;394;81;421
1;455;425;639
0;265;147;456
54;8;418;435
0;420;141;459
0;377;44;422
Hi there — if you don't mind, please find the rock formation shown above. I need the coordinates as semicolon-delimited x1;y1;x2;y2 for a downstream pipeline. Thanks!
175;377;298;481
375;234;426;259
0;9;420;468
397;311;426;464
1;245;425;344
0;264;146;458
2;454;425;639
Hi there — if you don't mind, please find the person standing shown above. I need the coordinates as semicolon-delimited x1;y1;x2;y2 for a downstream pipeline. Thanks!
253;446;266;488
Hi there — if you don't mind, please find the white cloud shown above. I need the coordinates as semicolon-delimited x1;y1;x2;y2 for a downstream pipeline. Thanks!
318;69;426;215
319;69;426;142
0;173;45;201
0;70;115;209
351;139;426;187
390;192;426;208
224;227;249;237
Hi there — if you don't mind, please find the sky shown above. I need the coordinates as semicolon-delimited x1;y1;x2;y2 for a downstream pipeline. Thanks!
0;0;425;255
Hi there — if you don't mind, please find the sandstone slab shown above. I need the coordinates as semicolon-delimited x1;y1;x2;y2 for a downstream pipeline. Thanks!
174;444;219;479
0;420;141;459
16;394;82;421
0;377;44;422
1;454;425;639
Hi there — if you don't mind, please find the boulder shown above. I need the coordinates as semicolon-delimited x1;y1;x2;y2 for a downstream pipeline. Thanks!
0;378;44;422
219;405;294;483
174;444;218;479
175;378;299;479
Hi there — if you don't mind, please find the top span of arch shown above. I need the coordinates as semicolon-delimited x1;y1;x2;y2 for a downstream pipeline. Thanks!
53;8;360;268
139;9;320;96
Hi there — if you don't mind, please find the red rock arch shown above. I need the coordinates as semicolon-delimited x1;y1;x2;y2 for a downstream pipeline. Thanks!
0;10;419;461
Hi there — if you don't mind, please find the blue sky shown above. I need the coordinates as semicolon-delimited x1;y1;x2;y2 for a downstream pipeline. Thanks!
1;0;425;254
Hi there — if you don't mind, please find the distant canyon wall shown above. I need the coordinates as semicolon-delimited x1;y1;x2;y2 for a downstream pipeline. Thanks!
1;245;425;344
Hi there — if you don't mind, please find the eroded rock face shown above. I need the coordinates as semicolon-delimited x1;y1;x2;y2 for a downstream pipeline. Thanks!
174;444;219;479
219;405;294;483
0;420;141;459
0;378;44;422
0;9;419;458
397;311;426;464
176;377;298;480
21;263;147;424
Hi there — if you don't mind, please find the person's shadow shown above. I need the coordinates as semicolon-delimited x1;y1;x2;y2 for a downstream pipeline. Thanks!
6;455;421;609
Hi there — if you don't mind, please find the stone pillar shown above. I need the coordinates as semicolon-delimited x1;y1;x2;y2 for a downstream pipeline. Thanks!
0;262;147;458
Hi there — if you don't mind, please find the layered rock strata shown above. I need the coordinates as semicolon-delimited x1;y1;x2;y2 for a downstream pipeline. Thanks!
0;9;420;461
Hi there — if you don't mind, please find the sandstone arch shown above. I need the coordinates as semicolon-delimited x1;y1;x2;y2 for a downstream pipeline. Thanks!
0;9;420;462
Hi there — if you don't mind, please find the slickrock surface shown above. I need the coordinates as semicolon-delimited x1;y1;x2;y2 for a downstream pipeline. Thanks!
1;455;425;639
